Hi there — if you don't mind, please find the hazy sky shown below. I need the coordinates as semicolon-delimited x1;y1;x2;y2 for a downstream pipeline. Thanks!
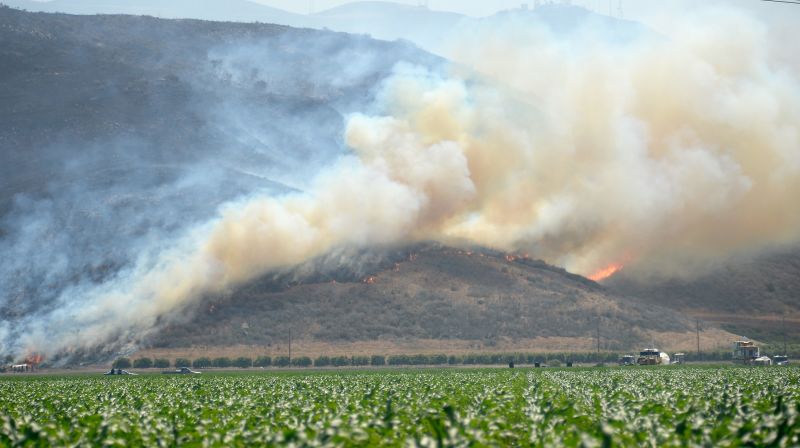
255;0;794;18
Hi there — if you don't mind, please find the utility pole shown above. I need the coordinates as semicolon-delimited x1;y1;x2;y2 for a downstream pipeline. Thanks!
696;319;701;360
596;319;601;353
783;313;787;355
288;328;292;361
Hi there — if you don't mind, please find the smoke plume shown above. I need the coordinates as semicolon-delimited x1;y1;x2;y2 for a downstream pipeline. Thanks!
4;5;800;357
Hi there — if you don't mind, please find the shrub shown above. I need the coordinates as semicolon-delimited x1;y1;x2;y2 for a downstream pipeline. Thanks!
175;358;191;368
447;355;463;365
291;356;312;367
430;354;448;365
548;359;562;367
133;358;153;369
253;356;271;367
212;357;231;368
153;358;171;368
409;354;429;365
331;356;350;367
387;355;410;366
192;357;212;369
274;356;290;367
112;358;131;369
352;356;370;366
233;357;252;368
314;356;331;367
370;355;385;366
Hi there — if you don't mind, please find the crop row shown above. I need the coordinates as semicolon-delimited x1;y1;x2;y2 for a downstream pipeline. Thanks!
1;367;798;446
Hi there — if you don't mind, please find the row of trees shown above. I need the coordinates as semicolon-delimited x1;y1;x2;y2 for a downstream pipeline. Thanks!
112;350;737;370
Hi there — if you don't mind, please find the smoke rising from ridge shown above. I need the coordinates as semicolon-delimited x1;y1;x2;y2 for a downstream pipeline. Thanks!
3;5;800;358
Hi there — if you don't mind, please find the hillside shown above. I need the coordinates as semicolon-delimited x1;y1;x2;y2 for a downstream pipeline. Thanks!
0;6;440;347
608;247;800;347
2;2;645;56
145;245;736;357
0;0;307;25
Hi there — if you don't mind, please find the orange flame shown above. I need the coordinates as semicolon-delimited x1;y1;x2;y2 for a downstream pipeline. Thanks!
588;263;624;282
25;353;44;366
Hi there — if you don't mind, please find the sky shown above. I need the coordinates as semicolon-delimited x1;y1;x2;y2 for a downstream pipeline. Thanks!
255;0;793;18
254;0;798;36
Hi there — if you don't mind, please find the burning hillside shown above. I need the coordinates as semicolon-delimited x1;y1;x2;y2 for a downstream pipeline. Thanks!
589;263;624;282
147;245;735;354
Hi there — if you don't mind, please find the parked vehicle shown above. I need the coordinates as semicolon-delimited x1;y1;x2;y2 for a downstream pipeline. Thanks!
162;367;201;374
104;368;137;375
773;355;789;366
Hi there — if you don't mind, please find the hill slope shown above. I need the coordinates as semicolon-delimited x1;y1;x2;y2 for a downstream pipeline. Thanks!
608;248;800;348
0;6;441;349
147;245;736;356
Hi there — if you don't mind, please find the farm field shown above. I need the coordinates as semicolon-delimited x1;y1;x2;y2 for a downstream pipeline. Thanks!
0;367;798;447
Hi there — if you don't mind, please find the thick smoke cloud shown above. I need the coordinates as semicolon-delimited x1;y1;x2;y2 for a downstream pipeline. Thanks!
4;5;800;358
434;7;800;276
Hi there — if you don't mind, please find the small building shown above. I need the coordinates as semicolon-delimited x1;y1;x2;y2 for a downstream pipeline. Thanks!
732;339;760;365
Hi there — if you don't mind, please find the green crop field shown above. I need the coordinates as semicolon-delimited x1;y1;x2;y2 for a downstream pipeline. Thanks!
0;367;798;447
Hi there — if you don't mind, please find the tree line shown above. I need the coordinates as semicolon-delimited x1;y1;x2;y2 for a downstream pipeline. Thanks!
111;350;744;369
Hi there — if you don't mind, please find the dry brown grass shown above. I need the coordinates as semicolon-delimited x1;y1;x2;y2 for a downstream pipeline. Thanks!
136;329;736;360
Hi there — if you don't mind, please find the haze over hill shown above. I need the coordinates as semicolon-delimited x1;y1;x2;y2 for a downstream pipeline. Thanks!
1;3;799;362
2;0;306;24
2;1;647;55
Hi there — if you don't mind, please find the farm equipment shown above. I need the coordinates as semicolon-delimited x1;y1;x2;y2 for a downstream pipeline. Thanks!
732;339;760;365
773;355;789;366
618;355;636;366
637;348;670;365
